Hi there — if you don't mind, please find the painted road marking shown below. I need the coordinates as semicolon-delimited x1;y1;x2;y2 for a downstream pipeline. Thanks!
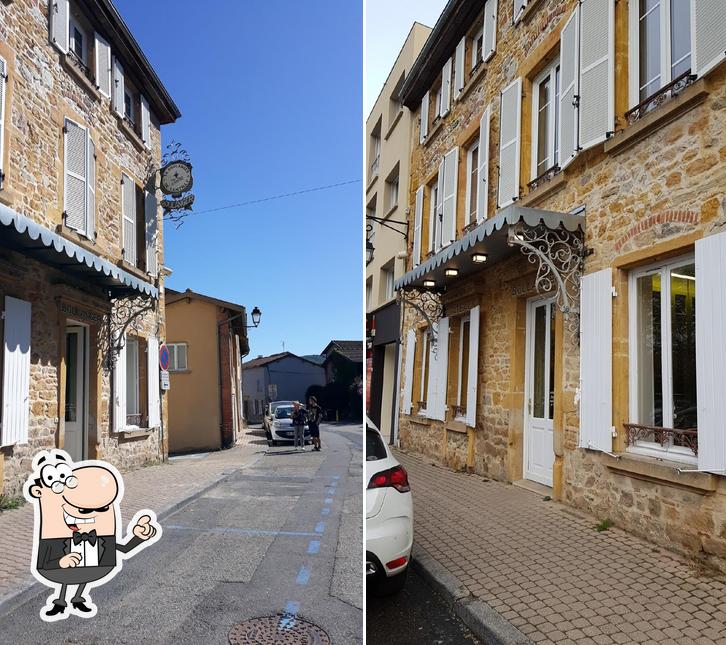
165;525;319;538
278;601;300;630
325;497;333;504
321;507;330;515
332;475;340;480
307;540;320;554
315;521;325;534
296;565;310;586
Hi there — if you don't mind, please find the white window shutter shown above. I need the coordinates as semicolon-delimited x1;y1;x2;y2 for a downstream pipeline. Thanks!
441;148;458;247
122;173;136;265
579;0;614;151
140;95;150;148
426;324;439;419
497;78;521;207
420;91;430;143
695;231;726;471
112;57;125;117
514;0;527;23
434;317;450;421
579;268;613;452
440;58;452;117
454;37;466;98
2;296;31;446
64;119;88;234
691;0;726;78
147;336;160;428
413;186;424;266
559;7;580;170
476;106;490;223
145;188;158;276
113;333;127;431
94;32;111;98
49;0;69;54
86;135;95;240
483;0;498;62
402;329;416;415
0;56;7;188
466;305;480;428
435;160;445;251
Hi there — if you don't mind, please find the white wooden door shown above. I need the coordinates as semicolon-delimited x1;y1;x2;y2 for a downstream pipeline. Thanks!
524;298;556;486
64;326;86;460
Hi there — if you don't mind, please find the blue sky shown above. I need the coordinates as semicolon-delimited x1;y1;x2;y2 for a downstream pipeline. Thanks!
114;0;362;358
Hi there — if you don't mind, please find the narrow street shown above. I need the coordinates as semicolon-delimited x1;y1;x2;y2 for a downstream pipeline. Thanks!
0;423;362;644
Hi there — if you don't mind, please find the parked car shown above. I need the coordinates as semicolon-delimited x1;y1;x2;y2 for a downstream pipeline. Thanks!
365;416;413;594
263;400;294;437
268;404;310;446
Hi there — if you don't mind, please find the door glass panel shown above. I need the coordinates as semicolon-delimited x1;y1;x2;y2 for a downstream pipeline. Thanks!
548;304;555;420
532;305;546;418
670;0;691;78
670;263;696;432
65;333;77;422
636;273;662;429
639;0;661;99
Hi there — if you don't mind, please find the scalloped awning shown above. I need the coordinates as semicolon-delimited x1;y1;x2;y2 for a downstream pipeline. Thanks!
394;204;584;290
0;204;158;298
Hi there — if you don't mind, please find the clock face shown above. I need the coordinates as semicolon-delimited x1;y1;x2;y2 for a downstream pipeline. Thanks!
160;161;193;196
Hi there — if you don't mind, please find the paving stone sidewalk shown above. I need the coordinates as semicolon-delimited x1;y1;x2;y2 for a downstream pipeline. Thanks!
0;441;265;607
397;449;726;645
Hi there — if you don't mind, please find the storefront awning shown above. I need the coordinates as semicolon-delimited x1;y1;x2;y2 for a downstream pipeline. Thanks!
0;204;158;298
394;204;585;291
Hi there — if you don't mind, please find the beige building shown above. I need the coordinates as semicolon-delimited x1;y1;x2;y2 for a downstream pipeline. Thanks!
366;22;430;443
0;0;180;494
165;289;248;454
396;0;726;571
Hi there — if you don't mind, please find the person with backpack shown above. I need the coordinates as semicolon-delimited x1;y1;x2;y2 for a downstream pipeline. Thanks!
291;402;307;451
307;396;324;451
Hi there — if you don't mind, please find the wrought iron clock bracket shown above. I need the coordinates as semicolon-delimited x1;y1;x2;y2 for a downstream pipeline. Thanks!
101;293;157;370
396;286;445;345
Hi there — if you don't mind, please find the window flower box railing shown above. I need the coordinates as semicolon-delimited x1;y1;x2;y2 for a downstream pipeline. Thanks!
527;165;561;193
67;49;92;82
624;71;697;126
624;422;698;455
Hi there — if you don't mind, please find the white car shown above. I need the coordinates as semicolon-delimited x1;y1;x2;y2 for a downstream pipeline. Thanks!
365;416;413;594
268;404;310;446
263;400;294;435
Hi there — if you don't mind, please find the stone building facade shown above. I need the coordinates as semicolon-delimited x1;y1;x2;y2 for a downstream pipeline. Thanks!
396;0;726;571
0;0;180;495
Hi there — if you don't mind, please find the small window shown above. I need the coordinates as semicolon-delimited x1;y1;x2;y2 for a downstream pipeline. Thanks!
419;328;431;410
366;277;373;311
388;71;406;128
168;343;188;371
531;58;560;180
428;178;440;252
465;141;479;225
456;316;471;417
385;166;399;211
380;261;395;302
124;91;135;126
125;337;147;427
369;119;381;180
471;26;484;71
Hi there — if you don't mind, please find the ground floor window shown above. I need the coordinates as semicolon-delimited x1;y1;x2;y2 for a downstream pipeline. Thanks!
125;336;148;427
418;328;431;412
455;316;470;419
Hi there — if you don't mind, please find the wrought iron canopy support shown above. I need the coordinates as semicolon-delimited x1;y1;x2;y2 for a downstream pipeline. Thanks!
101;292;157;370
396;286;445;345
507;223;585;338
366;215;409;239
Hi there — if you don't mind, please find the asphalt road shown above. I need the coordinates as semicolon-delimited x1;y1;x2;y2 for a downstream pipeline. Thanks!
0;422;363;644
367;567;482;645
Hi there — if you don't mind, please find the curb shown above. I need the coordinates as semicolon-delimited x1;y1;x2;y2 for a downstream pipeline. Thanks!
0;448;266;617
412;546;532;645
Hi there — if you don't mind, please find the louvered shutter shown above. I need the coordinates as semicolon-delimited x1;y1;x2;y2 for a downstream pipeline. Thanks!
94;32;111;98
420;91;430;143
466;305;480;427
476;107;490;223
145;188;158;276
0;57;6;189
497;78;521;207
86;135;95;240
112;57;125;117
559;7;580;170
435;160;445;251
695;231;726;471
64;119;87;234
413;186;424;266
426;324;439;418
692;0;726;78
140;95;150;148
483;0;498;62
579;0;613;150
147;336;160;428
113;333;127;431
122;173;136;265
579;268;613;452
434;317;450;421
440;58;452;117
514;0;527;23
49;0;69;54
441;148;458;247
2;296;31;446
402;329;416;415
454;37;466;98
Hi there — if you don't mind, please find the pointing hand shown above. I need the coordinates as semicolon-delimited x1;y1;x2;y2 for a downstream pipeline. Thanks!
133;514;158;541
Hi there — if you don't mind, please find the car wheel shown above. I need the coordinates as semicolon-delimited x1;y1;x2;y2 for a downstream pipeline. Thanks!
377;567;408;595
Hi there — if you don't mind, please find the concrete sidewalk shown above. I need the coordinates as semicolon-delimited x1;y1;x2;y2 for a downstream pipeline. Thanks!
0;441;265;611
397;449;726;645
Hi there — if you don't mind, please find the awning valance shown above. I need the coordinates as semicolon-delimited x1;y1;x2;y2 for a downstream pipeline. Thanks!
394;204;584;291
0;204;158;298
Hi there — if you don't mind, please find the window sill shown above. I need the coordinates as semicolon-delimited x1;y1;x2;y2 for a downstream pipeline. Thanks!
458;61;488;104
382;203;398;219
604;79;708;156
519;170;566;207
366;173;378;194
169;369;191;374
405;414;430;427
116;115;147;153
62;55;102;102
603;452;717;494
423;117;445;148
56;224;97;252
384;109;404;141
515;0;546;25
118;428;153;441
445;418;467;434
118;259;150;281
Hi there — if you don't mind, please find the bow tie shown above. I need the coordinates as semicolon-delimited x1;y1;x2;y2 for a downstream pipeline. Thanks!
72;530;97;546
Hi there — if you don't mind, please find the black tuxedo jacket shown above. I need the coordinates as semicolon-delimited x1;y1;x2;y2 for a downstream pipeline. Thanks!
36;534;143;570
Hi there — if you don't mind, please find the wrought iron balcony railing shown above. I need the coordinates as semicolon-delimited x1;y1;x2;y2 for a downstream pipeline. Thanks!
624;422;698;455
624;71;697;126
67;49;92;81
527;164;561;193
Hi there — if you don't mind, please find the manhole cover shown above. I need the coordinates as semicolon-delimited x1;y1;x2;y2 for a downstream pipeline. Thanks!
229;614;331;644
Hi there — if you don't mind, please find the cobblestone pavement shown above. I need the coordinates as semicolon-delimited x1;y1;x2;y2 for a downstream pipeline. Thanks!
397;449;726;645
0;440;265;607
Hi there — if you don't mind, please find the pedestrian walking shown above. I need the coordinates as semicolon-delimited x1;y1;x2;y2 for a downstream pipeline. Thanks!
307;396;323;451
291;401;307;451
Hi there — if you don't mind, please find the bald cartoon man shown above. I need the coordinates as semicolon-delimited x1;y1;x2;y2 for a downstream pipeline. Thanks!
23;450;161;621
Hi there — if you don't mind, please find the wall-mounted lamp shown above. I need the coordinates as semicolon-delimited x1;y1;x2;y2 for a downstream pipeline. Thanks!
472;253;488;263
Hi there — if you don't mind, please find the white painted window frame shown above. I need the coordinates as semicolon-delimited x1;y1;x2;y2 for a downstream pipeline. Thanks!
465;140;479;226
530;58;561;181
627;252;697;463
69;16;88;67
125;336;141;429
168;343;188;371
428;180;439;253
456;314;471;417
419;329;430;414
471;26;484;72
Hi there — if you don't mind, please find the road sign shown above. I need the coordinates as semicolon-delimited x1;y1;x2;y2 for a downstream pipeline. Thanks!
159;343;170;371
160;370;170;391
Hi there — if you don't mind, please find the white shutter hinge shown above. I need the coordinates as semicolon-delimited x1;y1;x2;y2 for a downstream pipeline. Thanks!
611;287;618;298
611;426;617;437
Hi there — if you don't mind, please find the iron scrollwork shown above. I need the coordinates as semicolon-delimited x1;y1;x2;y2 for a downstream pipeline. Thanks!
100;293;157;370
624;71;697;126
624;423;698;456
143;141;195;229
397;286;445;348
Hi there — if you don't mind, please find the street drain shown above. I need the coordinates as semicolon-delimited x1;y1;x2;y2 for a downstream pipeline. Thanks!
228;615;331;644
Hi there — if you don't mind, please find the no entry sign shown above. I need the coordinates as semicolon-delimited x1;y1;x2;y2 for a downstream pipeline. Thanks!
159;343;170;371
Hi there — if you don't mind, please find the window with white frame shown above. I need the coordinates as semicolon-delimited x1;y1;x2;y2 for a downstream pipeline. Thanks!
456;315;471;418
380;262;395;301
629;255;697;459
385;167;399;210
168;343;188;371
632;0;691;104
465;140;479;225
369;121;381;179
472;26;484;71
428;179;440;253
69;18;88;67
125;337;141;426
418;328;431;411
531;59;560;179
